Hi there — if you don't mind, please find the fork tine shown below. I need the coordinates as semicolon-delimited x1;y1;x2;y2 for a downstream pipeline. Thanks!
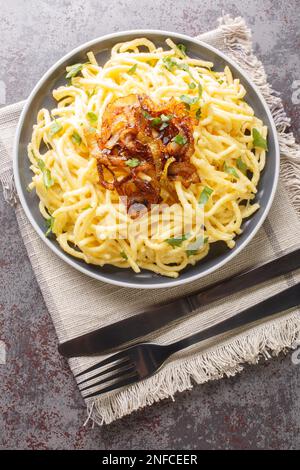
77;358;132;386
75;350;129;378
79;364;136;392
83;372;140;399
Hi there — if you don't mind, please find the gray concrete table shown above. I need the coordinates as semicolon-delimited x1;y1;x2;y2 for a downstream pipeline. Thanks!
0;0;300;450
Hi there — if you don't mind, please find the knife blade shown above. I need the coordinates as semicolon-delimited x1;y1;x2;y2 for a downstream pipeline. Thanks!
58;247;300;357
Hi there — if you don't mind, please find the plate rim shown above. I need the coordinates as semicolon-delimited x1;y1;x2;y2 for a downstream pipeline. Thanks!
13;29;280;289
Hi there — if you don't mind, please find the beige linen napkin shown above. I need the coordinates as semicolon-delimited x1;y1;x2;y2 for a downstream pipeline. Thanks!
1;16;300;425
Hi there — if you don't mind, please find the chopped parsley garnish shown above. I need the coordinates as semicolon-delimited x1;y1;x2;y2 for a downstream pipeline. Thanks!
150;114;173;130
160;114;173;129
178;63;189;72
186;236;208;256
151;117;162;128
120;251;128;260
172;134;187;145
49;120;62;136
236;157;248;175
186;250;197;256
179;95;199;107
195;108;201;120
224;162;239;179
162;56;195;81
87;111;98;122
162;57;178;72
181;82;202;104
166;233;189;247
71;131;82;145
198;82;203;98
126;158;140;168
38;159;54;189
252;128;268;150
142;110;152;120
199;186;213;205
87;88;96;98
161;114;172;122
177;43;187;56
143;111;172;131
66;63;83;79
127;64;137;75
45;215;55;237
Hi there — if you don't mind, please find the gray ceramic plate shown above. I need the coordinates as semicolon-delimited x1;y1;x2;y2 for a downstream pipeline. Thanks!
13;30;280;289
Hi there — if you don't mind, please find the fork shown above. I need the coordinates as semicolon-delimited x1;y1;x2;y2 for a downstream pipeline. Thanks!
76;283;300;399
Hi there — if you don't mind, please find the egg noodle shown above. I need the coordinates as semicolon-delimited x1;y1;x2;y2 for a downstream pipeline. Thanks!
28;38;268;278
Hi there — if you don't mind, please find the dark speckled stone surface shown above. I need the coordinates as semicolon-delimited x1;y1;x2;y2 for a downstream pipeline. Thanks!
0;0;300;450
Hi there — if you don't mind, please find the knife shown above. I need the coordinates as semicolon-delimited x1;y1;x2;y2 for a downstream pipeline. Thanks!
58;247;300;357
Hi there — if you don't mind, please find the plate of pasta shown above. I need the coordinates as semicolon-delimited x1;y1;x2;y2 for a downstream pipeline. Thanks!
14;31;279;288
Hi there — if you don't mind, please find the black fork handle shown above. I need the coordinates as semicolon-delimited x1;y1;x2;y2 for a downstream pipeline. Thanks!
165;283;300;355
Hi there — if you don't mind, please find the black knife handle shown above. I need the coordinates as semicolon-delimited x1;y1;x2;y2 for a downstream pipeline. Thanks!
169;282;300;354
188;247;300;310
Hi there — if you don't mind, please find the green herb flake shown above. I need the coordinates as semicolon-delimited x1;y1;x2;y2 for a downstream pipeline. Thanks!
26;185;33;193
166;233;189;247
38;159;54;189
186;236;208;255
87;88;96;98
66;63;83;79
49;120;63;136
198;186;213;205
151;117;162;128
120;251;128;260
172;134;188;145
198;82;203;98
162;56;178;72
126;158;140;168
179;94;198;106
127;64;137;75
224;162;239;179
177;43;187;56
142;110;152;120
160;114;173;130
188;82;196;89
37;159;45;171
151;114;172;130
178;62;189;72
252;128;268;150
195;108;201;120
236;157;248;175
186;250;197;256
45;215;55;237
87;111;98;123
161;114;172;122
71;131;82;145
